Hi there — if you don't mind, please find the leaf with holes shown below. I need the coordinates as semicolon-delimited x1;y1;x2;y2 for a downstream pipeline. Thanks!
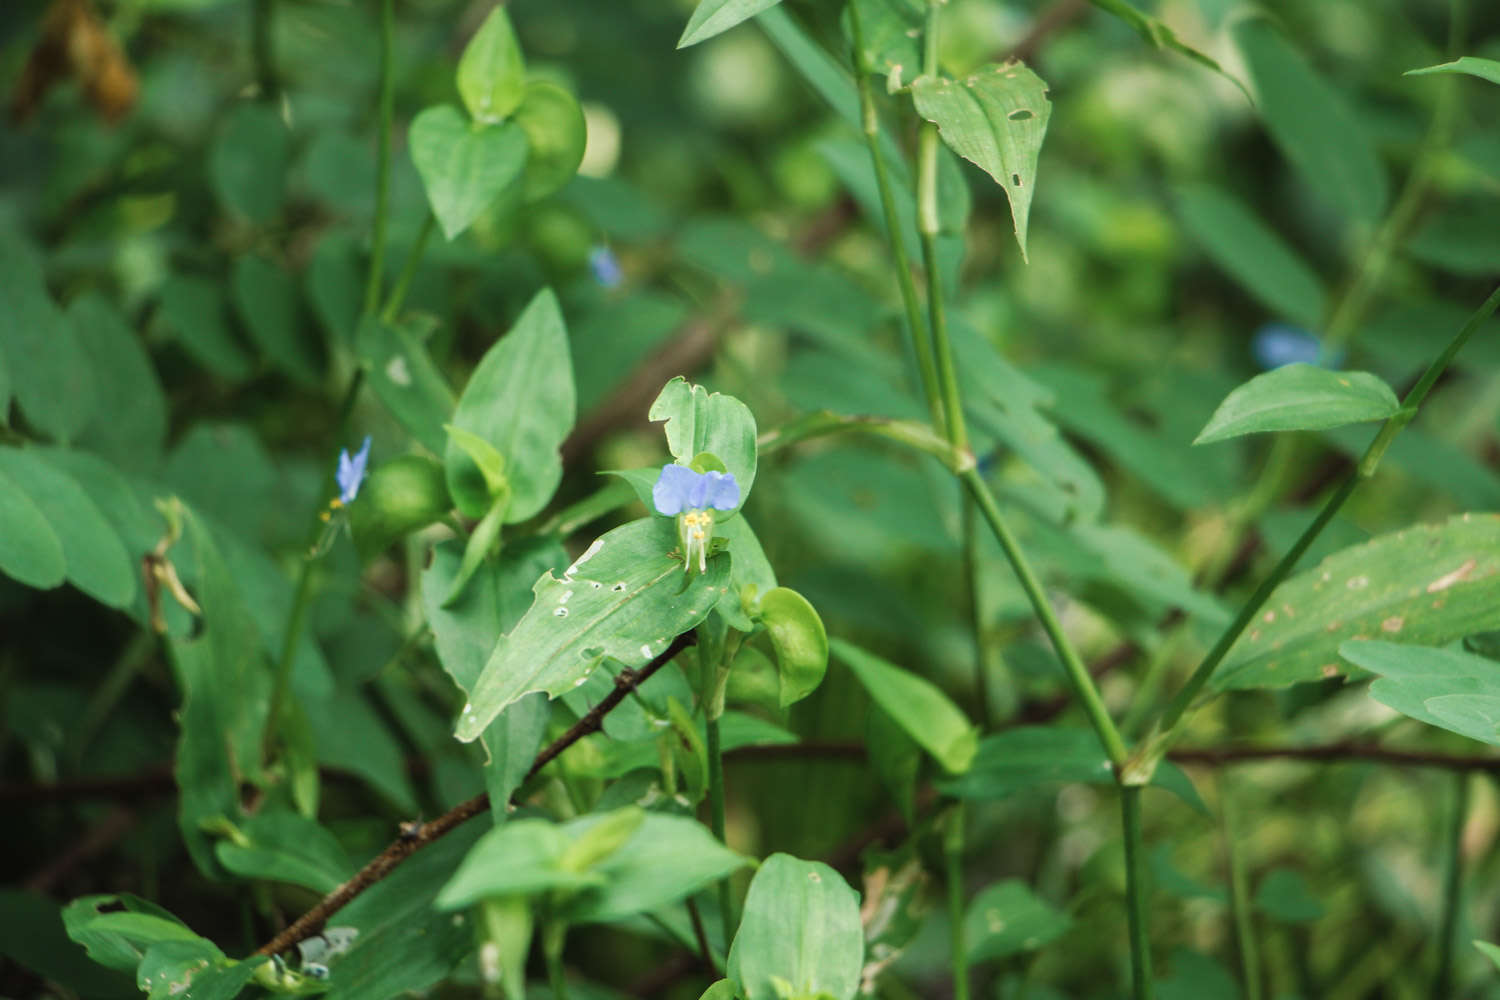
1210;514;1500;691
454;517;729;742
1194;364;1399;444
648;377;758;507
911;63;1051;260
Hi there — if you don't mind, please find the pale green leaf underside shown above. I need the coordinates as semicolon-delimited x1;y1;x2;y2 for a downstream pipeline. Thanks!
678;0;783;48
911;62;1051;260
1406;56;1500;87
1212;513;1500;691
1195;364;1399;444
1343;640;1500;746
830;638;977;773
454;517;730;742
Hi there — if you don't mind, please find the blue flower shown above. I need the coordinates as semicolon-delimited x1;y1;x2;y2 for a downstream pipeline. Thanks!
1252;324;1340;371
652;463;739;515
336;436;371;505
589;246;623;289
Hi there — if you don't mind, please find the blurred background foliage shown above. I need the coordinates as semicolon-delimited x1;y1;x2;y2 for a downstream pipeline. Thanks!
3;0;1500;997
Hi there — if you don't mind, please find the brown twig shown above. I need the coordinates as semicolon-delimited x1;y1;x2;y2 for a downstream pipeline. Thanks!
254;632;697;959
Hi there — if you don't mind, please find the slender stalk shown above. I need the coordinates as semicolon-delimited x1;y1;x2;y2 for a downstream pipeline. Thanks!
846;0;944;429
705;712;735;945
1120;786;1154;1000
1221;779;1264;1000
945;803;972;1000
381;213;436;323
963;468;1128;767
1152;283;1500;743
962;497;992;729
363;0;396;318
544;921;569;1000
1433;771;1470;1000
251;0;276;101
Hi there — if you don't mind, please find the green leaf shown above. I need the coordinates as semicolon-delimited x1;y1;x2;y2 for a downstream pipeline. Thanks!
1252;868;1323;924
1173;184;1325;329
757;587;828;707
454;517;730;741
679;0;784;48
1406;56;1500;87
845;0;922;89
649;377;758;506
0;460;66;590
410;106;528;241
867;703;920;823
512;81;587;201
1212;514;1500;691
457;5;526;123
700;981;738;1000
347;454;453;560
1342;640;1500;746
1194;365;1399;444
940;727;1206;813
446;287;575;522
830;639;977;774
156;275;253;380
0;890;136;997
435;819;598;907
1474;940;1500;971
447;497;507;606
137;941;262;1000
1233;17;1387;223
911;63;1051;261
0;447;135;608
62;895;198;972
231;254;321;385
68;295;168;473
713;514;778;631
1087;0;1241;87
964;880;1070;962
213;810;357;894
0;226;95;443
728;854;863;1000
356;315;456;456
209;102;290;223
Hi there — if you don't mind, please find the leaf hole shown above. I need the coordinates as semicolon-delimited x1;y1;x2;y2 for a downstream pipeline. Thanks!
1007;109;1034;121
1011;173;1023;186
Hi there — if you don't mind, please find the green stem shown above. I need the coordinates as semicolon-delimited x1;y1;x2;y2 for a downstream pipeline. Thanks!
363;0;396;318
544;921;569;1000
251;0;276;101
1434;771;1470;1000
706;712;735;946
962;497;992;729
1153;283;1500;741
1222;779;1264;1000
945;803;972;1000
1120;786;1154;1000
381;213;436;323
962;468;1128;768
846;0;944;429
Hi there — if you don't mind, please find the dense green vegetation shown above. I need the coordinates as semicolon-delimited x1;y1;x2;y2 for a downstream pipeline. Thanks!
3;1;1500;998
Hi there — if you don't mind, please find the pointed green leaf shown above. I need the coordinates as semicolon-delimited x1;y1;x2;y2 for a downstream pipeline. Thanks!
1406;56;1500;87
410;106;528;240
62;895;198;972
1233;17;1387;222
447;288;575;522
830;638;977;773
213;810;357;894
911;63;1051;260
1173;183;1326;329
1212;514;1500;691
679;0;784;48
728;854;863;1000
1194;365;1399;444
649;376;758;505
454;517;730;741
457;5;527;123
356;315;456;456
964;880;1070;963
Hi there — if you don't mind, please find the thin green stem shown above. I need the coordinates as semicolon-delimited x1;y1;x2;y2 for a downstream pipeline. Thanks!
846;0;944;429
962;468;1128;768
945;803;972;1000
1434;771;1470;1000
381;213;436;323
1120;786;1154;1000
706;713;735;945
1222;779;1264;1000
544;921;569;1000
1152;283;1500;745
363;0;396;319
251;0;276;101
962;497;992;729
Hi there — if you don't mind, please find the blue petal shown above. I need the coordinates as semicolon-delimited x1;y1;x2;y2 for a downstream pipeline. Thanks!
589;246;623;289
652;463;698;515
702;471;740;511
338;435;372;503
1252;324;1323;371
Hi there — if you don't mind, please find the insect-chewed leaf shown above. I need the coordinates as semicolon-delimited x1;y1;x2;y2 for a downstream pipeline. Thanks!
1211;513;1500;691
649;377;757;505
911;62;1051;260
453;517;730;742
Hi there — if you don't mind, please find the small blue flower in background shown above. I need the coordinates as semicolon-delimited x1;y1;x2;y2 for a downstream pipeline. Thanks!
589;245;623;289
1252;324;1340;371
336;436;372;505
652;463;739;515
